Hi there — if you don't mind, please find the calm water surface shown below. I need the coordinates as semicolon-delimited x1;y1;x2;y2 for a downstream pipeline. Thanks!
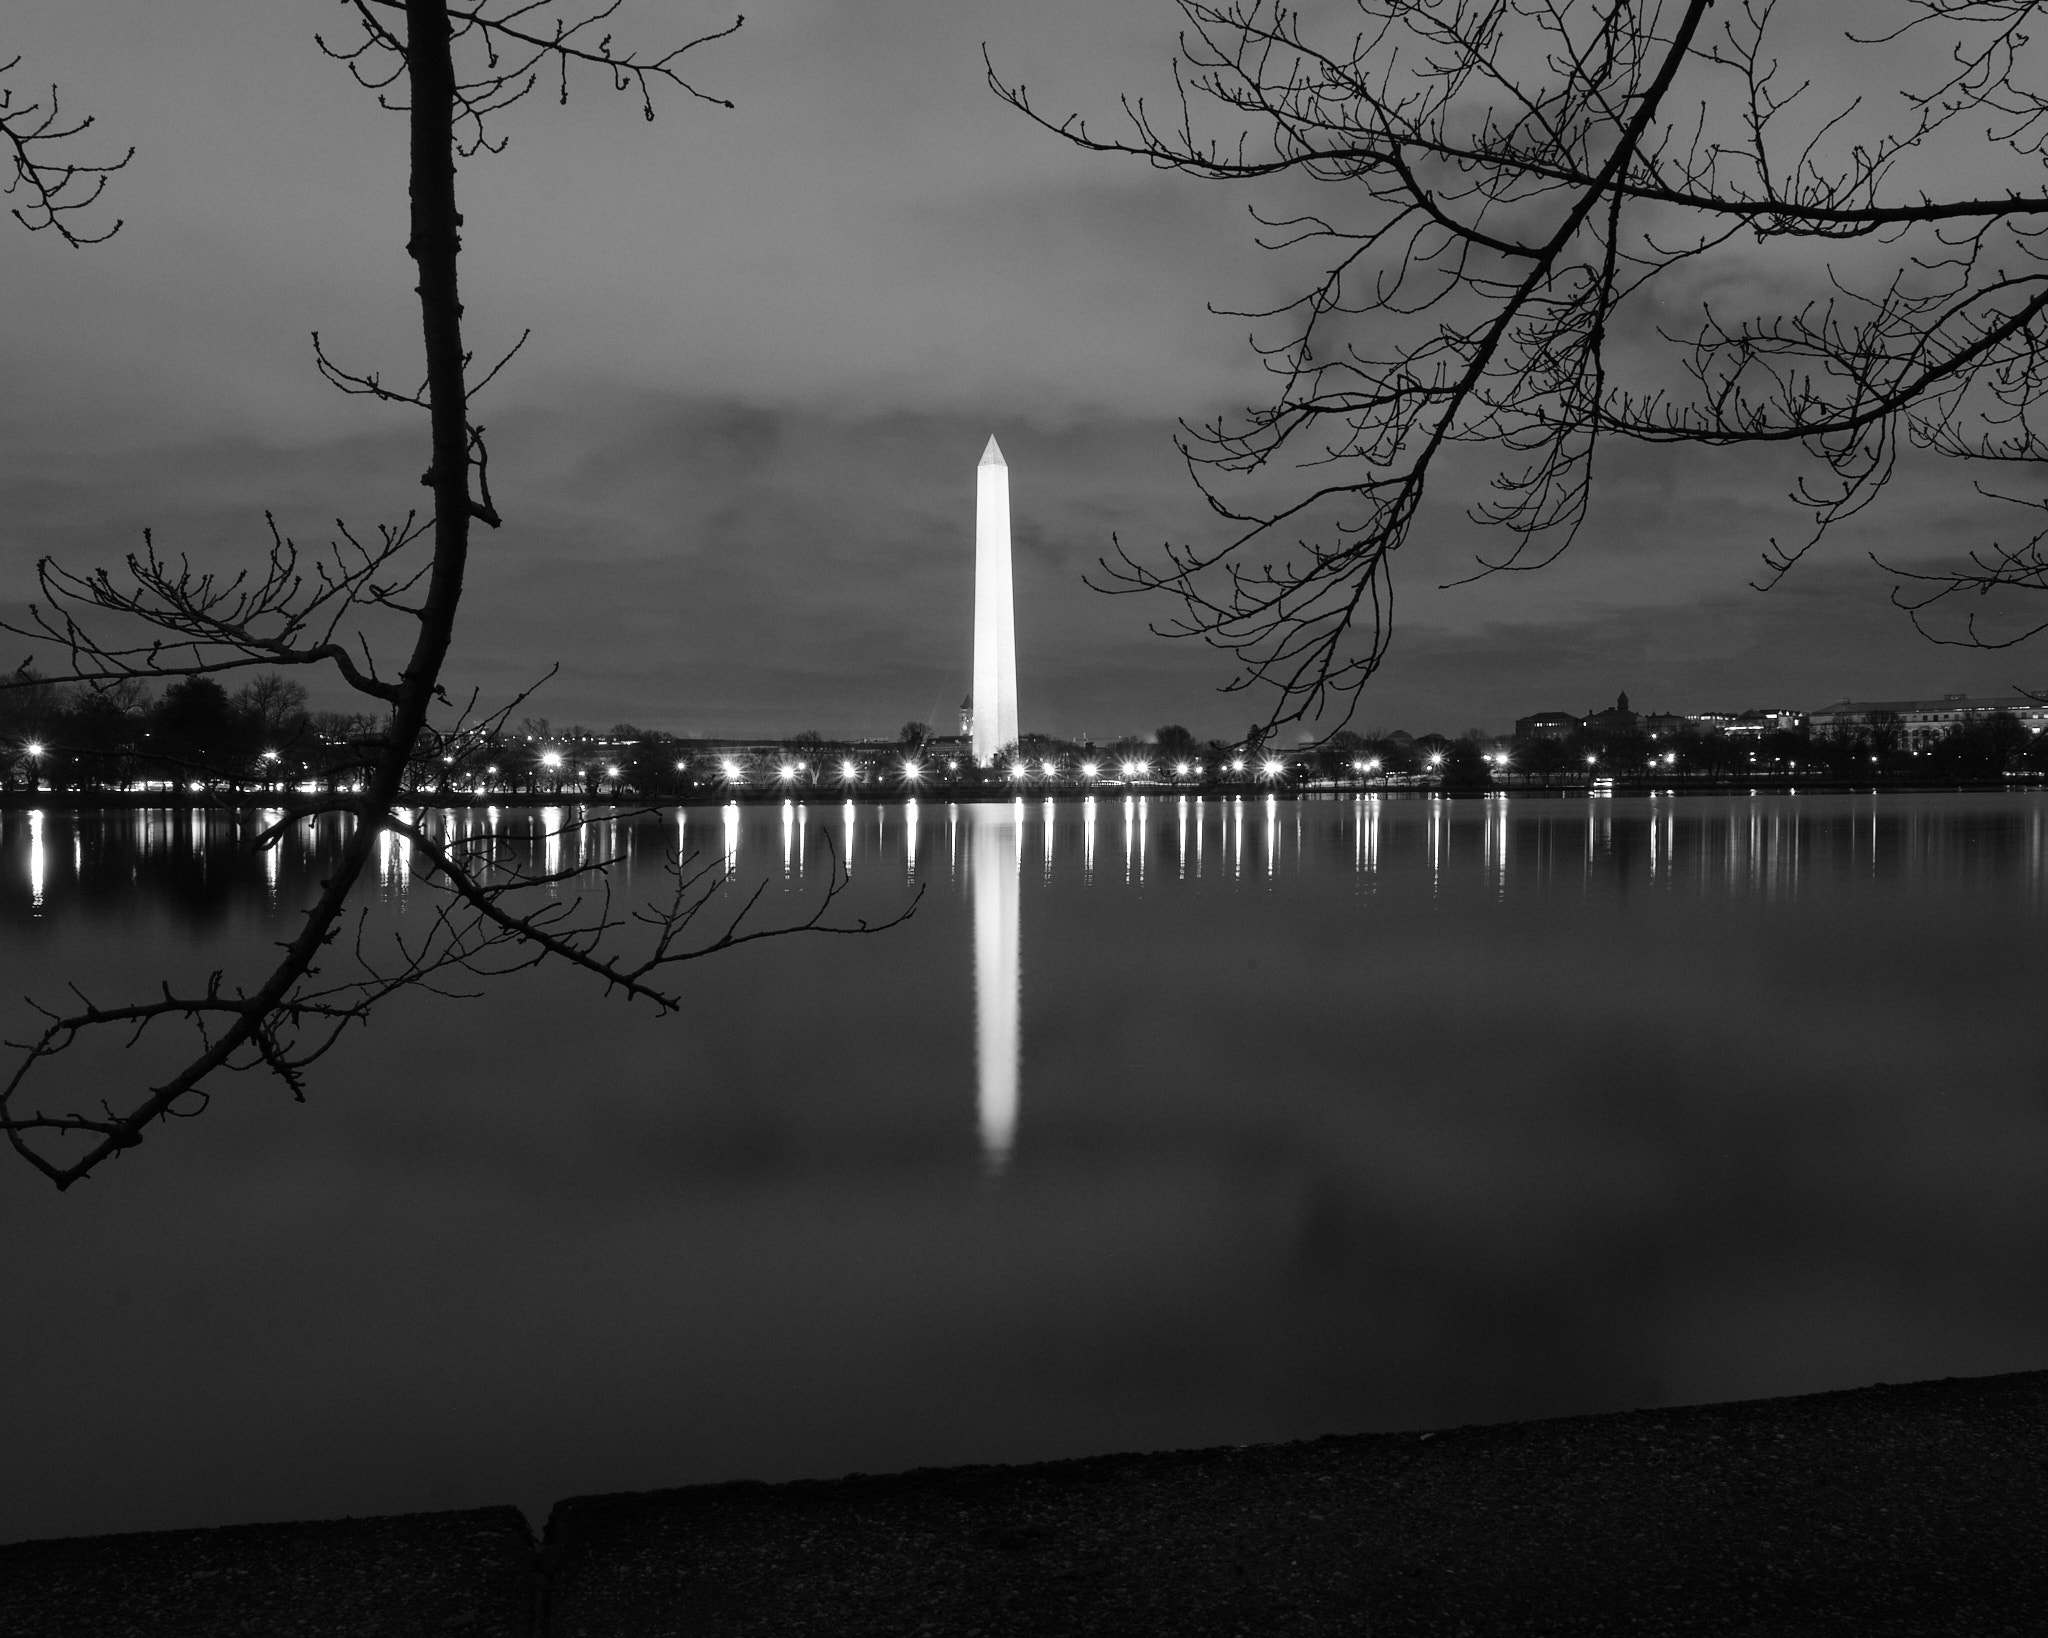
4;791;2047;1541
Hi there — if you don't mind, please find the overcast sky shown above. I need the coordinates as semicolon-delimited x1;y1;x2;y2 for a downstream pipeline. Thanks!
4;0;2042;741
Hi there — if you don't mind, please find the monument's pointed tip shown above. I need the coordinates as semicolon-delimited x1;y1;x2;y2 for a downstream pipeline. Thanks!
979;435;1006;468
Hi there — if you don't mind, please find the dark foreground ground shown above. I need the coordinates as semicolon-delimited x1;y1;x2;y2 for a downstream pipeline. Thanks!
5;1369;2042;1636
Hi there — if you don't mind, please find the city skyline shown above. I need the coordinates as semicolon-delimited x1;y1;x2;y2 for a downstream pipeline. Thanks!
494;680;2048;753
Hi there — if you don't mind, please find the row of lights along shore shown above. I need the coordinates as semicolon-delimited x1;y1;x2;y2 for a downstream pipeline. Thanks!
690;748;1689;792
713;754;1388;787
11;741;1697;794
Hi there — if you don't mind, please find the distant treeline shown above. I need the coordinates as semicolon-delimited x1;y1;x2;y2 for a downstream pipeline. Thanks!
0;672;352;794
1487;712;2048;787
1;686;2041;798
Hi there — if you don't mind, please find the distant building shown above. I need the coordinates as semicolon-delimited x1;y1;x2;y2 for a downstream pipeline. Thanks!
1509;697;1814;742
1581;692;1640;735
1730;709;1806;738
1514;711;1579;741
1681;708;1807;738
1807;694;2048;750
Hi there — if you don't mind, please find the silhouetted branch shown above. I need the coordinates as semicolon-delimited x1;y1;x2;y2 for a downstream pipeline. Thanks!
1;56;129;245
994;0;2048;726
0;2;785;1190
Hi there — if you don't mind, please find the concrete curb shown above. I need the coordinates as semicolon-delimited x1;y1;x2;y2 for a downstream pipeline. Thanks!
7;1369;2043;1635
0;1504;535;1636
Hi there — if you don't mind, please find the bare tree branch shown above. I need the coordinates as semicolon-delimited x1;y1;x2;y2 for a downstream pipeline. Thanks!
0;4;899;1192
992;0;2048;727
1;55;129;245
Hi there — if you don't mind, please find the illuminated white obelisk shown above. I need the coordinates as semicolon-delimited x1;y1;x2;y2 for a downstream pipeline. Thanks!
971;436;1019;766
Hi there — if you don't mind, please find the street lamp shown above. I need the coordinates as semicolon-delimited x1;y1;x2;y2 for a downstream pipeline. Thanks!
1121;758;1147;780
1080;760;1099;780
1262;757;1286;779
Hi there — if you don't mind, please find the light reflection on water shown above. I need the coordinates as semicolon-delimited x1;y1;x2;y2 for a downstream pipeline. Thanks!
13;791;2048;1174
2;791;2048;1545
969;802;1020;1172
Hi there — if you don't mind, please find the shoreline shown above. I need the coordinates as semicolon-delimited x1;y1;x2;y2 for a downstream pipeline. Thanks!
5;1366;2043;1633
0;777;2039;813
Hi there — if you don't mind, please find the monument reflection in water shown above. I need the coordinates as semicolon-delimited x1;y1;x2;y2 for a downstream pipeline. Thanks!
968;802;1021;1170
775;795;1021;1169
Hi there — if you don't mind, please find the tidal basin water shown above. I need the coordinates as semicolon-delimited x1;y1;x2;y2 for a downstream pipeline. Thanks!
4;791;2048;1542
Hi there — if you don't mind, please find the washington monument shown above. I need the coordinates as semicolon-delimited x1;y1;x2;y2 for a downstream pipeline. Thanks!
970;435;1019;766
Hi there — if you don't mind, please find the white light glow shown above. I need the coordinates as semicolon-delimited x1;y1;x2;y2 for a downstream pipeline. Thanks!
972;437;1020;766
968;802;1021;1170
27;809;44;909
